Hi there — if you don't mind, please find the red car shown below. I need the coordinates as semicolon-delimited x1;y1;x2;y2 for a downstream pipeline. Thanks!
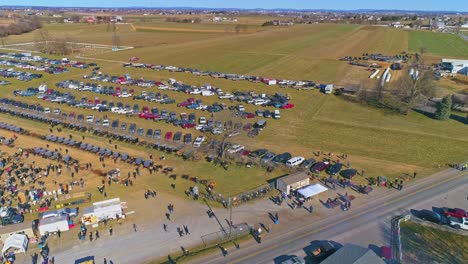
138;113;159;120
164;132;173;140
240;150;251;156
177;101;191;107
443;208;468;219
310;162;330;172
280;103;295;109
181;123;196;129
242;113;256;119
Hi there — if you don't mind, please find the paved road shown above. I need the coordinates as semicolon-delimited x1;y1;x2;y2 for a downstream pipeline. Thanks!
194;168;468;264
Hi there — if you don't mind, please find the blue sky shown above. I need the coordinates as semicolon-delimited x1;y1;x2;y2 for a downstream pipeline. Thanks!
1;0;467;11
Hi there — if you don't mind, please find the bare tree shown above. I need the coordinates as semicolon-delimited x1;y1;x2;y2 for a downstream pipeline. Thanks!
206;111;245;159
35;29;53;54
393;57;436;114
0;26;6;47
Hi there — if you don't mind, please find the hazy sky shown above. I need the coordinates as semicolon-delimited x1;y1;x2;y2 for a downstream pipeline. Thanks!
1;0;467;11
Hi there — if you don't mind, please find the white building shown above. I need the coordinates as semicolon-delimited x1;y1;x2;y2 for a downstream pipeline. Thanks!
442;59;468;76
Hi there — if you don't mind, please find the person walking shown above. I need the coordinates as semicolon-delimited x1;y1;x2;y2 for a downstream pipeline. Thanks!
95;230;100;240
183;225;190;235
163;224;168;232
89;232;93;242
109;227;113;236
133;223;138;232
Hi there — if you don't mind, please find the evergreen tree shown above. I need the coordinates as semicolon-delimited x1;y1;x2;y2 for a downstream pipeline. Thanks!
434;95;452;120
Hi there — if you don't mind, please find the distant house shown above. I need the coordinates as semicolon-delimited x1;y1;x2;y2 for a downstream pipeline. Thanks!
391;22;404;28
272;20;294;26
321;244;386;264
85;16;96;23
435;21;446;29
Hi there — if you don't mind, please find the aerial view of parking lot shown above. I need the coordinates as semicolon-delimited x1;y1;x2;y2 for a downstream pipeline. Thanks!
0;0;466;264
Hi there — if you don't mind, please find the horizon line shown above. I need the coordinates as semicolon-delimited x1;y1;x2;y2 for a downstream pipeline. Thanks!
0;5;467;13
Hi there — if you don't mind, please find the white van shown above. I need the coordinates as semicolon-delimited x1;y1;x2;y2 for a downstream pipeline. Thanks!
253;99;266;105
44;108;50;114
286;156;305;167
273;110;281;119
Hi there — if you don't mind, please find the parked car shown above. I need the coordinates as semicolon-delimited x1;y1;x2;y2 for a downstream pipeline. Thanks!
260;152;276;164
418;210;446;225
164;132;173;140
227;144;244;154
248;149;268;158
443;208;468;219
193;136;205;147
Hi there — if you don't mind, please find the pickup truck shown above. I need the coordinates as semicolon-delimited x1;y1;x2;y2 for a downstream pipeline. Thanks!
449;217;468;230
443;208;468;219
309;241;336;261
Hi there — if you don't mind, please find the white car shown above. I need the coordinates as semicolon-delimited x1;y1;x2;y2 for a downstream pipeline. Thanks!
193;136;205;147
199;116;207;124
118;93;132;98
201;90;214;96
91;104;102;110
219;93;234;99
110;107;121;113
227;144;244;154
190;89;201;95
102;119;110;127
44;108;51;114
237;105;245;112
212;128;223;135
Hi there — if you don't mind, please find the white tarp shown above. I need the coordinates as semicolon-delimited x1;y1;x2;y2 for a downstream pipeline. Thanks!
2;233;28;255
297;184;328;198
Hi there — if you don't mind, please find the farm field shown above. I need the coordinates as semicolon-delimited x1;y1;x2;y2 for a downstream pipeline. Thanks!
0;21;467;197
409;30;468;58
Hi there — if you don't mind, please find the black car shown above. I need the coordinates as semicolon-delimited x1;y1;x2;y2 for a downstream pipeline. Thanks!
184;133;192;144
419;210;446;224
272;152;292;164
301;158;316;169
173;132;182;142
248;149;268;158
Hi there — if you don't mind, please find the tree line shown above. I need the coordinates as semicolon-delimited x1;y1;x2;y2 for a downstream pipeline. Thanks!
0;16;42;42
165;17;202;23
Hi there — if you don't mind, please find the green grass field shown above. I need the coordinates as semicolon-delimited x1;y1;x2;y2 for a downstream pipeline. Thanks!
409;31;468;58
401;221;468;264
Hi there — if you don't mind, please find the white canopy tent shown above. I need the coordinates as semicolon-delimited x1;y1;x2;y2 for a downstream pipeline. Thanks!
2;234;28;255
297;184;328;198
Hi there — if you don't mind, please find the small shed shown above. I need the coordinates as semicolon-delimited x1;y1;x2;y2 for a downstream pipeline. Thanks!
276;172;310;195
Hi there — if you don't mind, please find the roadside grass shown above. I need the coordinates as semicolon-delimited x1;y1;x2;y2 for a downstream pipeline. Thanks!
409;31;468;58
400;221;468;264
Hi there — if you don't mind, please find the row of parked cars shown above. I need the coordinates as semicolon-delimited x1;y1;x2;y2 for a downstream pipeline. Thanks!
122;61;317;89
0;59;71;74
0;52;96;69
83;72;156;87
82;71;295;108
418;207;468;230
0;67;42;81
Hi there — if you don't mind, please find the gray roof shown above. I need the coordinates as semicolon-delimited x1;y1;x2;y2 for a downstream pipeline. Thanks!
321;244;385;264
277;172;310;186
